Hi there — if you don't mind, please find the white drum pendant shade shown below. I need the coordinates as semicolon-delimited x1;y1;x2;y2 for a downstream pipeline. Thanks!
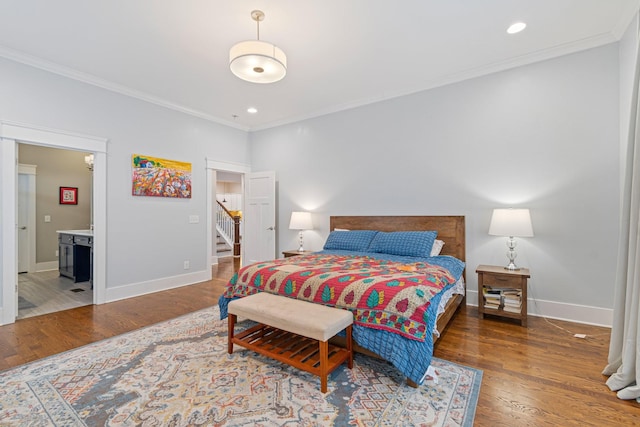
229;40;287;84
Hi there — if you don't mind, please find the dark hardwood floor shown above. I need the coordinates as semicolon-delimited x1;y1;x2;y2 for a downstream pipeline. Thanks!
1;258;637;425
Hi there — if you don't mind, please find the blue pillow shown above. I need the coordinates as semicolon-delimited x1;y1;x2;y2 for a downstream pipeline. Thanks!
367;231;438;257
323;230;378;251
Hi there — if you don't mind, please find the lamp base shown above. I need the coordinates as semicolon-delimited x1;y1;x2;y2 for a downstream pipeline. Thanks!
297;231;305;252
504;236;520;271
504;263;522;271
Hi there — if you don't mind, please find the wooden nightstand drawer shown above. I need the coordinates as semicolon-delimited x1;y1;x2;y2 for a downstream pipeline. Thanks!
282;250;315;258
482;274;522;288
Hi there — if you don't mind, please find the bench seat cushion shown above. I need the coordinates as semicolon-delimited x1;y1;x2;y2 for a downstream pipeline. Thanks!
228;292;353;342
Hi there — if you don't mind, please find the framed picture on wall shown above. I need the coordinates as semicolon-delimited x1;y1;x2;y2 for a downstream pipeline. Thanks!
59;187;78;205
131;154;192;198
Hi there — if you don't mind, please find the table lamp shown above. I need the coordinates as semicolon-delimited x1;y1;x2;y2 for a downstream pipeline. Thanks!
289;211;313;252
488;208;534;270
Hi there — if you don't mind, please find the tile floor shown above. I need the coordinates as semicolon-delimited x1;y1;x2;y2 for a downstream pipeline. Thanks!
17;270;92;319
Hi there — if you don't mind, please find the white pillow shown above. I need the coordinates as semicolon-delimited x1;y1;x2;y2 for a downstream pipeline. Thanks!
430;239;445;256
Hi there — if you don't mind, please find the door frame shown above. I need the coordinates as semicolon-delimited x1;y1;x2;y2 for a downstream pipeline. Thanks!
205;159;251;269
1;120;108;324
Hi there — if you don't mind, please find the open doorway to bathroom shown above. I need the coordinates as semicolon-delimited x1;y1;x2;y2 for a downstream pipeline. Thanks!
17;143;93;319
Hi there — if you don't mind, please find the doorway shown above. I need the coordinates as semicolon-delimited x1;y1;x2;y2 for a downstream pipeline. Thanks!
16;144;94;319
206;160;251;270
215;171;243;259
208;166;276;267
1;121;108;325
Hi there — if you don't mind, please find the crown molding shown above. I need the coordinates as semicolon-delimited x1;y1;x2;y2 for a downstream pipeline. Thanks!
251;31;620;131
611;3;640;39
0;46;249;132
0;28;626;134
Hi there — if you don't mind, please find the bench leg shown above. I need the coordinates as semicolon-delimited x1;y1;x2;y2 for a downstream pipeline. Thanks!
228;314;237;354
319;340;328;393
346;325;353;369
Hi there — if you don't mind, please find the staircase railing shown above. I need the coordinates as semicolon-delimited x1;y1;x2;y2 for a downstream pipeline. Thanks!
216;201;241;257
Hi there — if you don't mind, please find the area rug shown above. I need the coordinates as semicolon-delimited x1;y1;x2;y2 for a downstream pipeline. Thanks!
0;306;482;426
17;295;36;310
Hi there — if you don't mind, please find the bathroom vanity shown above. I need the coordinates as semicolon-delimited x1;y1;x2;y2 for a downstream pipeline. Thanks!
57;230;92;283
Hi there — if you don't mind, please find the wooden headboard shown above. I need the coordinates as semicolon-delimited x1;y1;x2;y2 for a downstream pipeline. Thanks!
329;216;465;263
329;216;467;353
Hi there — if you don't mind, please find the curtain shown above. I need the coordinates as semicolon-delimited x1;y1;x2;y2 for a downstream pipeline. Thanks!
602;27;640;401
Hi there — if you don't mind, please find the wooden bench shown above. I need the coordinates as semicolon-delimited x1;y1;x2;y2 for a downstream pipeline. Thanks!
227;292;353;393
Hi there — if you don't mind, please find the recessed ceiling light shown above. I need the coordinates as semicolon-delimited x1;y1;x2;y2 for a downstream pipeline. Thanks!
247;107;258;114
507;22;527;34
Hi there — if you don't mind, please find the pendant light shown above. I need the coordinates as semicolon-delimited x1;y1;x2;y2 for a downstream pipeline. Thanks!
229;10;287;84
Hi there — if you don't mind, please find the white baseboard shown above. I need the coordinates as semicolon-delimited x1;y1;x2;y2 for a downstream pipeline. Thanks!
105;269;211;303
3;283;612;328
466;290;612;328
35;261;58;272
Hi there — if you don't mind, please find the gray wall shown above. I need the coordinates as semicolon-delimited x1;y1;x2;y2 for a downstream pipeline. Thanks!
0;55;250;291
0;30;631;325
18;144;92;265
250;43;621;321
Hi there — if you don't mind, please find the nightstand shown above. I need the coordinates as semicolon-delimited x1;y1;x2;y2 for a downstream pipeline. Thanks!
282;250;315;258
476;264;530;326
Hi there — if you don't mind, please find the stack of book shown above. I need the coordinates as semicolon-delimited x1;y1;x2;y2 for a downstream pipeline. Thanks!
483;288;502;310
502;289;522;313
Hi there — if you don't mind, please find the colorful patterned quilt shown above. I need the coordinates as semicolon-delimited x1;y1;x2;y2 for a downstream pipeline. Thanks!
224;254;456;341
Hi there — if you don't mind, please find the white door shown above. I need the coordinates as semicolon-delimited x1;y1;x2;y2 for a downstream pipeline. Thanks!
243;171;276;264
18;174;29;273
17;167;36;274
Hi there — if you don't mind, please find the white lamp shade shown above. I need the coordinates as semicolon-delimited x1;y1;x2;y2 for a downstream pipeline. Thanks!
229;40;287;84
488;208;534;237
289;211;313;230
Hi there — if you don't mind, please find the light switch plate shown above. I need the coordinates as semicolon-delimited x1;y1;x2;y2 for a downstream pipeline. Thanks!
44;215;51;223
189;215;199;224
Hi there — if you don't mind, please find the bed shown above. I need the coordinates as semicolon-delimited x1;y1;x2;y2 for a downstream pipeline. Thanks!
219;215;466;386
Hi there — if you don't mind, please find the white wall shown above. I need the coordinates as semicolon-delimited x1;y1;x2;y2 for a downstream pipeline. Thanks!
0;56;250;311
250;43;621;325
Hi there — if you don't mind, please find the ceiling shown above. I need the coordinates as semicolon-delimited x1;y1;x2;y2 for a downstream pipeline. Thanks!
1;0;639;131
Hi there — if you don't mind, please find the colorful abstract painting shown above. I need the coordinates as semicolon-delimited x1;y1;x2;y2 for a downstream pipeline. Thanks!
131;154;192;198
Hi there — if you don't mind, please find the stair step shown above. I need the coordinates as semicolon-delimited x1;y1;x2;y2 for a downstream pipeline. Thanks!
217;248;233;258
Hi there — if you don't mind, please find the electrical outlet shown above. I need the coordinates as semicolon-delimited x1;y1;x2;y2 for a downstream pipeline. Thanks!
44;215;51;223
183;261;190;270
